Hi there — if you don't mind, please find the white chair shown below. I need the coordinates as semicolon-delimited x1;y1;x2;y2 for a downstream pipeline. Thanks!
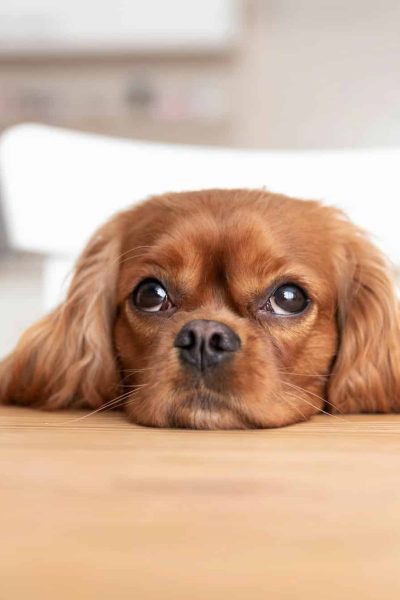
1;122;400;310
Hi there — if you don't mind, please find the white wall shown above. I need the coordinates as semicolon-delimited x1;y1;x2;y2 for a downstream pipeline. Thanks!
235;0;400;149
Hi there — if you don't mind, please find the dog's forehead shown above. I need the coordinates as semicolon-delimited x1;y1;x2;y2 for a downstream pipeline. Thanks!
121;191;336;297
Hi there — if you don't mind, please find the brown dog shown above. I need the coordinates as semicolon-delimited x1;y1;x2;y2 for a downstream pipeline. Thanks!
1;189;399;429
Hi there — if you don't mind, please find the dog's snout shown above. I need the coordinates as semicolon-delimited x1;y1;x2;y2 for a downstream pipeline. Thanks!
174;319;241;371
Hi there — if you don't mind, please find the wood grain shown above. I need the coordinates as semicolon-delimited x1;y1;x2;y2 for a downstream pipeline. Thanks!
1;406;400;599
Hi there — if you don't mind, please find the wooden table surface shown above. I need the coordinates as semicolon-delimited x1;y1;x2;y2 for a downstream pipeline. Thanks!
1;406;400;600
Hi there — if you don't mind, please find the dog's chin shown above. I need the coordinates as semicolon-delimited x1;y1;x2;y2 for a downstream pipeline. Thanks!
168;393;252;430
127;391;254;430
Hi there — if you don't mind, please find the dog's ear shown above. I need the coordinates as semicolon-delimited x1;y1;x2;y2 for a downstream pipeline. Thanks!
0;222;121;410
328;224;400;414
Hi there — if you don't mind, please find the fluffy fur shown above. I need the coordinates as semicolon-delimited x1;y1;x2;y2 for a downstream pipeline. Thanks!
1;189;399;429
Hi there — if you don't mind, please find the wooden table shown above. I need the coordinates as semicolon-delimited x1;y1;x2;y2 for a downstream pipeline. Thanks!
1;406;400;599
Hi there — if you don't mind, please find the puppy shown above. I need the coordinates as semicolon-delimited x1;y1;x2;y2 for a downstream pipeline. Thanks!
1;189;399;429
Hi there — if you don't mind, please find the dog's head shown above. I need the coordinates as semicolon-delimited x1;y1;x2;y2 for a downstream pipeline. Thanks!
2;189;400;428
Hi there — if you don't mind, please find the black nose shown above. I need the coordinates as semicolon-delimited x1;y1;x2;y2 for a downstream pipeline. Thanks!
174;319;241;371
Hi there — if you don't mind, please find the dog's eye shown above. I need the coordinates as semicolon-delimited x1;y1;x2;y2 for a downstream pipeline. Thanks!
267;284;309;316
133;279;172;312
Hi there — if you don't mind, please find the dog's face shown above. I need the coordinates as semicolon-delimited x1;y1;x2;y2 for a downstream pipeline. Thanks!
114;191;338;428
2;189;400;428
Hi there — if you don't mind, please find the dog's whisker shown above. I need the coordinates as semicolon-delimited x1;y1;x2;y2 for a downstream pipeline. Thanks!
282;385;346;421
123;383;151;391
82;383;153;415
121;367;156;375
122;383;159;409
112;245;154;266
282;380;344;415
282;389;329;417
278;369;330;379
119;368;157;386
52;390;135;424
122;366;155;372
276;390;308;421
119;250;155;266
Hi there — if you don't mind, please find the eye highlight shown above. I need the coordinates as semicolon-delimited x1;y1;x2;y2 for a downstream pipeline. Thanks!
132;279;173;313
266;283;310;316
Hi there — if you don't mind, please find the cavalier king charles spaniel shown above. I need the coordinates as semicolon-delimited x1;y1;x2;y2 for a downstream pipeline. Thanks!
1;189;399;429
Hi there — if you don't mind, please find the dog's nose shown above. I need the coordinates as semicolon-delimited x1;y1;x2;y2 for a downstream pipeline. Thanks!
174;319;241;371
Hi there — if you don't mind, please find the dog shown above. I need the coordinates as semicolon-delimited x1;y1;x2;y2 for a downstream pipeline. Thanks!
1;189;399;429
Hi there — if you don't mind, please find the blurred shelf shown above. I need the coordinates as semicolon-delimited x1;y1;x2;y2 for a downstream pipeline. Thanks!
0;53;235;145
0;50;237;64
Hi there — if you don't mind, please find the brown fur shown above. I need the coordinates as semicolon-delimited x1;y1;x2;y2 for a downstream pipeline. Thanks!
1;189;399;429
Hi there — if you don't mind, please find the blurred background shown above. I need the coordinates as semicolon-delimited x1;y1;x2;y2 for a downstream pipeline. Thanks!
2;0;400;149
1;0;400;357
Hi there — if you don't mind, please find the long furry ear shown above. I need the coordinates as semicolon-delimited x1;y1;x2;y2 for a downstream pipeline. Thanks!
328;224;400;414
0;223;121;410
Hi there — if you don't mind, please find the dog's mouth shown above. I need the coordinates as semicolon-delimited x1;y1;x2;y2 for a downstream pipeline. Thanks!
179;392;232;413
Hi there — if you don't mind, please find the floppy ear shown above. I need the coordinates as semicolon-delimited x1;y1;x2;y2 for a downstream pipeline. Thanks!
0;223;121;410
328;225;400;414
